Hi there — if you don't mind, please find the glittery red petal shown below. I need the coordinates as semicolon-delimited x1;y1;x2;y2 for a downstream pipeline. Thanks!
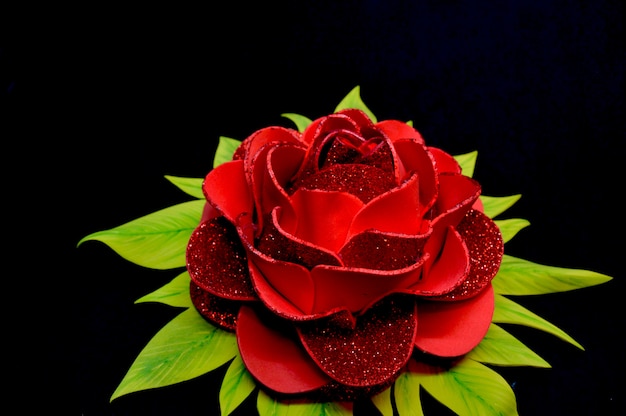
310;260;425;314
435;210;503;301
186;217;257;300
428;146;462;175
298;295;418;387
237;305;332;395
375;119;425;144
296;164;396;204
202;160;254;224
339;229;428;270
189;283;240;332
347;172;423;239
414;284;494;357
282;188;364;253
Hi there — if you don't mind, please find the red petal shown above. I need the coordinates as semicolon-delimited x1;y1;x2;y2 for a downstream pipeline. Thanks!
375;119;424;144
203;160;253;223
298;295;418;387
186;217;256;300
237;306;332;394
408;226;469;296
238;126;301;165
257;208;342;269
310;260;425;314
347;172;422;238
414;285;494;357
428;146;462;174
283;188;364;253
393;139;438;214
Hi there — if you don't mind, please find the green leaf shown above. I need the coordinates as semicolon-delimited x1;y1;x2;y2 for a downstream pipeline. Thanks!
454;150;478;178
281;112;313;133
334;85;377;123
416;358;518;416
371;386;395;416
164;175;204;199
494;218;530;244
493;294;583;350
135;271;193;308
78;200;205;270
214;136;242;168
257;390;353;416
220;354;257;416
493;255;613;295
480;194;522;219
393;359;424;416
110;308;238;401
467;324;551;368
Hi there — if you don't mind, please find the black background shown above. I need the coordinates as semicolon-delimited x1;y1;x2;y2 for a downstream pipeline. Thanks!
4;0;624;415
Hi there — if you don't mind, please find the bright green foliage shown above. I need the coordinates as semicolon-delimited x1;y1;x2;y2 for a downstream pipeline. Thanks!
334;85;377;123
135;271;193;308
454;150;478;178
480;195;522;219
415;358;519;416
370;387;395;416
214;136;243;168
110;308;238;401
394;359;425;416
492;294;584;350
257;389;353;416
78;200;204;269
493;255;613;295
164;175;204;199
282;112;313;133
494;218;530;243
220;354;257;416
467;324;551;368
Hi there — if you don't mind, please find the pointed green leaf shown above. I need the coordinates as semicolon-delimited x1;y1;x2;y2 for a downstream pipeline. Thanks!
493;294;583;350
454;150;478;178
416;358;518;416
111;308;238;401
164;175;204;199
78;200;204;269
214;136;242;168
393;359;424;416
257;389;353;416
135;271;193;308
493;255;613;295
467;324;551;368
281;112;313;133
220;354;257;416
334;85;377;123
480;194;522;219
371;386;395;416
494;219;530;243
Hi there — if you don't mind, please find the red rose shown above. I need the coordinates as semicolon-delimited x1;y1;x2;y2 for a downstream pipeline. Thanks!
186;109;503;399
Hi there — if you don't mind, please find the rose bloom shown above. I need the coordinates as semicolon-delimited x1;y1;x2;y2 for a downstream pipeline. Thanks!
186;109;503;400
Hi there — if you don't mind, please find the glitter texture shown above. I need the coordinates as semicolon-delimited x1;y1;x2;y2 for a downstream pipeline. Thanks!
436;209;504;301
297;295;417;387
190;283;240;331
187;216;256;300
